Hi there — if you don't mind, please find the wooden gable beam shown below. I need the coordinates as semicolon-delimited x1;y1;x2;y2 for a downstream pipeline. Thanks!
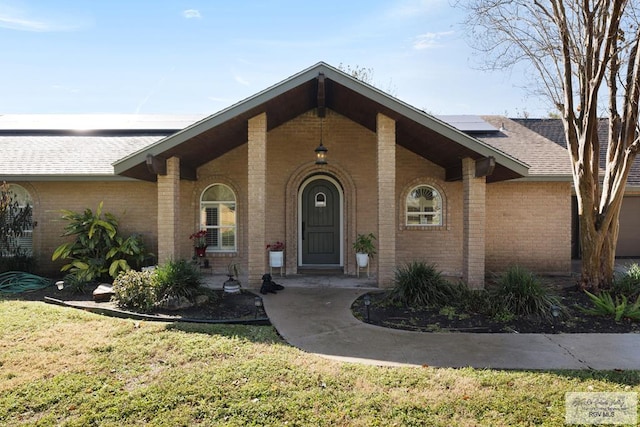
146;154;166;175
146;154;196;180
445;156;496;181
317;73;326;118
475;156;495;178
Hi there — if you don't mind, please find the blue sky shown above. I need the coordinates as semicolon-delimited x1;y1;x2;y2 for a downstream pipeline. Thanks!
0;0;554;117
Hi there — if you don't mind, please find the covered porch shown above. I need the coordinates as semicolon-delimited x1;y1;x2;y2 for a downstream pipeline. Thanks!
113;63;528;288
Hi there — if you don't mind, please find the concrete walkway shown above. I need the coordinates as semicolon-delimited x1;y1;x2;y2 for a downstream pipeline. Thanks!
260;285;640;370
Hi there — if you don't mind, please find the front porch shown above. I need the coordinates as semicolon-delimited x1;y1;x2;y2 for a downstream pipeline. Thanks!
113;63;531;290
201;269;377;291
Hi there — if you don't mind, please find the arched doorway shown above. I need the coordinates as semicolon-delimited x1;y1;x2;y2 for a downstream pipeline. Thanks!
298;176;343;267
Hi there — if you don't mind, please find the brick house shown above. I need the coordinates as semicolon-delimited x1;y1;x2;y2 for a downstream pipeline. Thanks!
513;118;640;259
1;62;575;288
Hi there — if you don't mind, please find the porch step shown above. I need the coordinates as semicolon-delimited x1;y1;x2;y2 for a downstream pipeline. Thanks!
297;267;344;276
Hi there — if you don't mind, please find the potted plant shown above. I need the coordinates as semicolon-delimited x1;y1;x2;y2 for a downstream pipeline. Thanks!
189;230;207;257
266;241;285;267
353;233;376;268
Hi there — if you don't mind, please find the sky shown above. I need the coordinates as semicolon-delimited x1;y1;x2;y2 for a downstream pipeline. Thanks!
0;0;556;117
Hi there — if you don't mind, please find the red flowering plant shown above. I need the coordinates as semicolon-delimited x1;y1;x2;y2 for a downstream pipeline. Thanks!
189;230;207;248
266;241;285;252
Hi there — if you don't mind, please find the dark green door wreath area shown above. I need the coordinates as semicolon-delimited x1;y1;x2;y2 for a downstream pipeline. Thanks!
352;286;640;334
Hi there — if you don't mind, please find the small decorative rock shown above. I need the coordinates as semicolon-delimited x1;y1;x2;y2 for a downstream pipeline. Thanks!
161;296;193;311
195;294;209;306
93;283;115;302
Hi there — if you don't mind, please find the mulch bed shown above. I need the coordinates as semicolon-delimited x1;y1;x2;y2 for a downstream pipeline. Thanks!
352;282;640;334
6;278;640;333
1;285;263;322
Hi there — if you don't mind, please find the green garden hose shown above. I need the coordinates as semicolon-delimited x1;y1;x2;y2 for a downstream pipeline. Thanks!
0;271;52;294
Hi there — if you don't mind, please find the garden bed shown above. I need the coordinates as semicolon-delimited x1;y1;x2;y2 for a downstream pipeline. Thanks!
2;284;267;324
352;279;640;333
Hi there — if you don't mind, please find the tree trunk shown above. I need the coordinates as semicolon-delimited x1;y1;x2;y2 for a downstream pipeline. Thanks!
578;205;620;292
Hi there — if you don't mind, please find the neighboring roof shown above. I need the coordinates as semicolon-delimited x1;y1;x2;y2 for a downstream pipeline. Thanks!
513;118;640;186
114;62;529;183
0;115;203;181
477;117;572;180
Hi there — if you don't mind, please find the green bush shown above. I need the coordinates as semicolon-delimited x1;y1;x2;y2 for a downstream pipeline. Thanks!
490;266;565;322
112;270;158;312
63;273;90;294
155;259;202;300
581;290;640;322
613;263;640;299
51;202;151;283
388;261;459;307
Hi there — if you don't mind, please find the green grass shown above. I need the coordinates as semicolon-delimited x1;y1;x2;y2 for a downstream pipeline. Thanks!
1;299;639;426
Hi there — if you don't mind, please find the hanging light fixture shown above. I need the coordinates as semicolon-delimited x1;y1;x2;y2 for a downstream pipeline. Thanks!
315;118;328;165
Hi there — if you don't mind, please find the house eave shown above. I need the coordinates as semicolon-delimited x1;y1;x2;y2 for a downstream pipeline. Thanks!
1;174;140;182
512;175;574;183
113;62;530;182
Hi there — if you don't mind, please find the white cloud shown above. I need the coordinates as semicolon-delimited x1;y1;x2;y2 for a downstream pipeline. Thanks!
234;75;250;86
0;14;50;31
51;84;80;94
412;31;454;50
183;9;201;19
0;5;90;32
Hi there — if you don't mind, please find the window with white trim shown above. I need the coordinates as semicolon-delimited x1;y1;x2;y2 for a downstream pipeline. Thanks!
406;185;442;226
1;184;33;256
200;184;236;251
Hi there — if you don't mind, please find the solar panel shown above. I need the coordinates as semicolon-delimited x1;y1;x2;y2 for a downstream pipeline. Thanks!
436;115;499;133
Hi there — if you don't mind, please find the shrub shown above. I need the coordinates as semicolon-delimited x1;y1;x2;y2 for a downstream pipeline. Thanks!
388;261;459;307
154;259;202;300
581;291;640;322
63;273;89;294
613;263;640;299
112;270;158;312
490;266;565;322
51;202;150;283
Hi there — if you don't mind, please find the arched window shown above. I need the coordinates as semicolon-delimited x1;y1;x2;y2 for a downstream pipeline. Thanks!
406;185;442;226
200;184;236;252
2;184;33;256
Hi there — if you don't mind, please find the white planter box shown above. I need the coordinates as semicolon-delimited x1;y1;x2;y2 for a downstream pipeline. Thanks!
269;251;284;267
356;252;369;267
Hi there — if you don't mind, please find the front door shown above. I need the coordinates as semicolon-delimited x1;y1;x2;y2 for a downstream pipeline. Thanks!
301;178;341;265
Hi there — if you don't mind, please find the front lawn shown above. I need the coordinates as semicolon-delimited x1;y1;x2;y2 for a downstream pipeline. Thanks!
1;299;638;426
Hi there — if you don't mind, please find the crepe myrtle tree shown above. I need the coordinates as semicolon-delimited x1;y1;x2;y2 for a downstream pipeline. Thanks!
458;0;640;292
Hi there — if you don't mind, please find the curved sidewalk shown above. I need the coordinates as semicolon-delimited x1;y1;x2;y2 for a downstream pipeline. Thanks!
261;286;640;370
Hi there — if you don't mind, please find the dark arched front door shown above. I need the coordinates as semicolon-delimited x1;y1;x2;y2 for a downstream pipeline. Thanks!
301;178;341;265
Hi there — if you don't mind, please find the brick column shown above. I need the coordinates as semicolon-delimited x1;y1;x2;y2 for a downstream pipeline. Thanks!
247;113;267;286
377;113;396;288
157;156;180;264
463;157;486;289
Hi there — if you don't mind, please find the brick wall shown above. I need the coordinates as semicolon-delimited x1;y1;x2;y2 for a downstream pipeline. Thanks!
486;181;571;273
192;146;248;278
377;114;396;287
16;180;157;276
16;111;573;283
157;157;180;263
267;110;378;278
395;146;464;279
